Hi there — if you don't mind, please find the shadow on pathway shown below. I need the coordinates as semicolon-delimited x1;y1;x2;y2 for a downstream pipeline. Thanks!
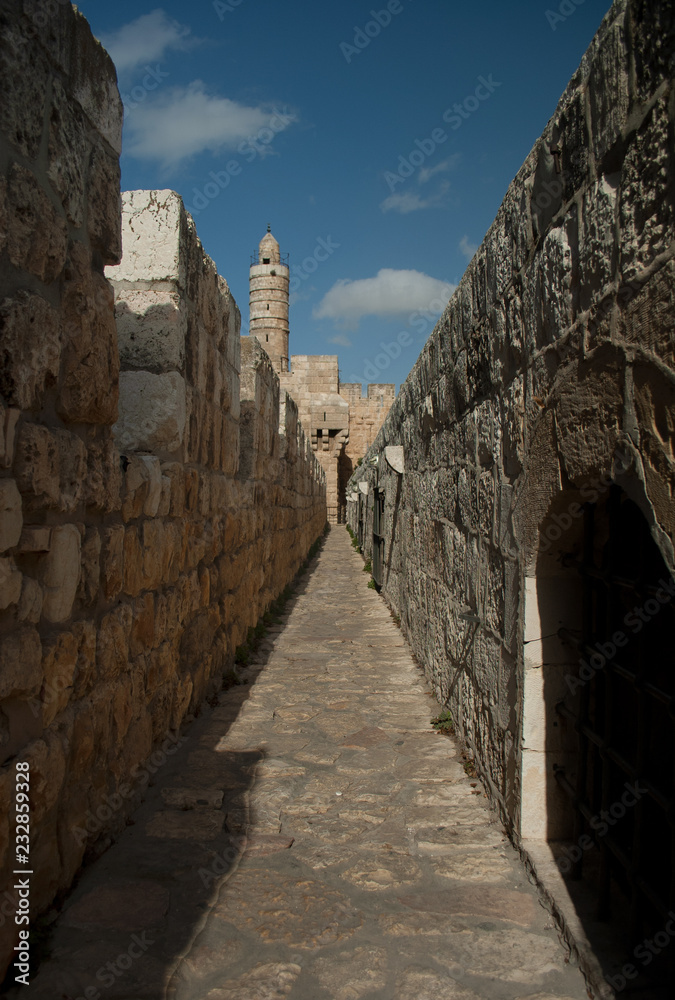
9;530;590;1000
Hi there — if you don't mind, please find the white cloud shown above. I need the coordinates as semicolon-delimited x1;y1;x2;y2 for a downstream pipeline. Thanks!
100;9;196;75
313;269;455;327
418;155;460;184
380;181;449;214
327;333;352;347
124;83;292;167
459;235;478;259
380;192;430;214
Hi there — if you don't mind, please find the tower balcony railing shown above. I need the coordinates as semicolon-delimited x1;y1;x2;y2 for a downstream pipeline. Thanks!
250;252;290;266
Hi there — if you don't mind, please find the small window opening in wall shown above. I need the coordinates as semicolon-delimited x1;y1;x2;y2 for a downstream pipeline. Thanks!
266;304;269;310
324;412;326;422
266;335;268;342
263;257;270;264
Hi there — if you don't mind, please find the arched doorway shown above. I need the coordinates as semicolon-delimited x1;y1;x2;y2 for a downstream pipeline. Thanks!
524;481;675;990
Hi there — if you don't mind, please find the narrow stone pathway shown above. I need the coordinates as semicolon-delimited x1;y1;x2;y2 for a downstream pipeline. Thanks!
15;529;590;1000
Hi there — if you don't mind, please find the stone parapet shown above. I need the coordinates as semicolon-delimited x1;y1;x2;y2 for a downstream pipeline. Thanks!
0;8;326;981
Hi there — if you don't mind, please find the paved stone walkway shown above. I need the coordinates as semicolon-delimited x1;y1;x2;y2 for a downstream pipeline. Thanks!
14;529;591;1000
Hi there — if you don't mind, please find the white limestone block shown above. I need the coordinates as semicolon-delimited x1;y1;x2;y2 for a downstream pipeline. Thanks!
114;371;187;454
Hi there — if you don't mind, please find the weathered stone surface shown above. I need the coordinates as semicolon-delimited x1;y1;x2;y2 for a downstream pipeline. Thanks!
39;523;81;622
96;604;132;680
59;242;119;424
55;428;87;512
78;528;101;605
85;433;122;512
205;962;301;1000
0;478;22;551
106;189;186;284
13;423;60;508
115;288;187;371
0;625;42;698
0;556;21;609
102;525;124;599
41;629;78;726
87;139;122;264
114;371;187;454
311;947;388;999
0;19;49;159
6;163;68;282
62;883;170;930
345;3;675;920
17;575;42;623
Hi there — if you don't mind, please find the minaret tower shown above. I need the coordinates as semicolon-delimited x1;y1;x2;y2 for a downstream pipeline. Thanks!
249;226;290;373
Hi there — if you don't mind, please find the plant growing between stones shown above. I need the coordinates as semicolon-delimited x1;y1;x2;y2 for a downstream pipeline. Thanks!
462;754;477;777
367;578;377;589
431;709;455;735
363;559;371;573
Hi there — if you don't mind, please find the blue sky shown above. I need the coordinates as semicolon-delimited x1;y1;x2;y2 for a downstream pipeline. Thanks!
79;0;611;389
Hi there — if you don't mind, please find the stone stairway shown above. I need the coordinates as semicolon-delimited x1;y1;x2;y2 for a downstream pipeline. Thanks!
12;529;590;1000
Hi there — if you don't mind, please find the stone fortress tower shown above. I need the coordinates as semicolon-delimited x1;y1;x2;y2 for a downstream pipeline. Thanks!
249;226;290;372
247;228;395;521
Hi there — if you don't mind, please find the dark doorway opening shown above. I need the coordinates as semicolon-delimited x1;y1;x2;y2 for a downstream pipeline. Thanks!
554;485;675;991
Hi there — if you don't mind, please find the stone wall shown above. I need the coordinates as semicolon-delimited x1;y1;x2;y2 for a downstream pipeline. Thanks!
0;5;325;979
348;0;675;838
281;355;350;512
340;382;397;464
279;360;395;515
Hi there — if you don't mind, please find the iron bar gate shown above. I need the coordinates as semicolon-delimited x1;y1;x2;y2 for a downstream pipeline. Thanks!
555;486;675;983
372;487;385;588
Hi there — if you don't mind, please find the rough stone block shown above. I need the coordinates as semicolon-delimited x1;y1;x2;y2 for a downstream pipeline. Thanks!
70;7;123;155
78;527;101;605
22;0;76;76
18;575;42;623
0;407;20;470
115;288;186;371
48;77;87;227
122;453;162;521
123;526;144;597
39;523;81;622
620;96;674;281
0;625;42;699
87;139;122;264
21;731;66;824
0;478;22;551
85;433;122;513
59;242;119;425
0;292;61;410
40;629;78;727
102;525;124;600
13;423;60;508
114;371;187;455
97;604;132;681
107;190;186;285
7;163;68;282
17;526;51;552
56;428;87;513
588;16;630;168
0;556;22;609
579;176;618;312
0;19;49;159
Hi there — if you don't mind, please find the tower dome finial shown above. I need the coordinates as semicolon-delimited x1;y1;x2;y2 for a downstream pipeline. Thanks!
267;223;271;233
